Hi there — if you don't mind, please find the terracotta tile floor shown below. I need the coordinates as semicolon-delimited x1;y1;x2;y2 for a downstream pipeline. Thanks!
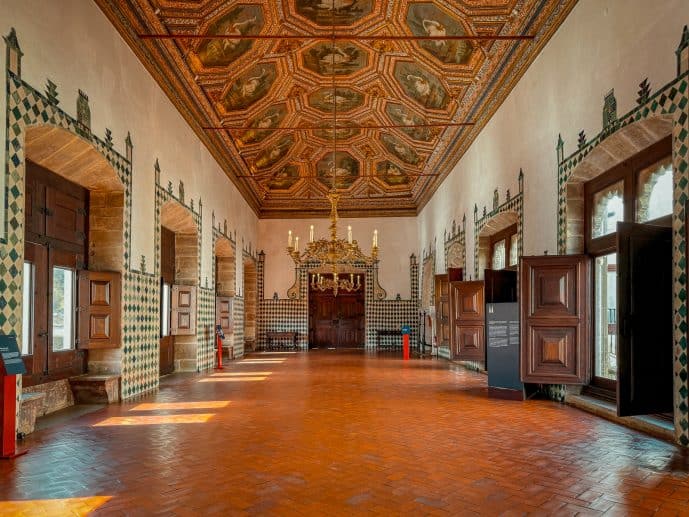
2;351;689;516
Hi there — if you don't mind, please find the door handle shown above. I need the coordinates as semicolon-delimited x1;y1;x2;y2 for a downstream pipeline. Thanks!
38;330;48;338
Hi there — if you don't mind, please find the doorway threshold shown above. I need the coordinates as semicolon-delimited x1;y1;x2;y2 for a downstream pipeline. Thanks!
566;394;674;442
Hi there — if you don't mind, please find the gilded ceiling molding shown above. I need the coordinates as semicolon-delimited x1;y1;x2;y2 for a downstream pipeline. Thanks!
93;0;577;217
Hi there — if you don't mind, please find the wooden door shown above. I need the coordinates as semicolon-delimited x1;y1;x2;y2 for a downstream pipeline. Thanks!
216;296;233;335
520;255;590;384
435;274;450;350
159;227;175;375
336;294;365;347
450;281;485;362
616;222;673;416
22;162;88;387
309;288;365;348
484;269;518;303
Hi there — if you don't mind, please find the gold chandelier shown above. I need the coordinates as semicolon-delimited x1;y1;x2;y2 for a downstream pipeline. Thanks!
286;192;378;296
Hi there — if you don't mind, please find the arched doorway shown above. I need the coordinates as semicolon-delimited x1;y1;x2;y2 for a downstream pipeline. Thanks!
22;125;125;393
215;237;235;359
242;256;257;352
159;200;199;374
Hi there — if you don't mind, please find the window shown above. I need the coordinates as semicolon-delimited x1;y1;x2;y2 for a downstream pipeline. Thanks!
591;180;624;239
22;262;34;356
52;267;76;351
509;234;519;267
585;136;672;389
161;282;171;337
637;157;673;223
489;223;518;270
594;254;617;380
491;240;506;270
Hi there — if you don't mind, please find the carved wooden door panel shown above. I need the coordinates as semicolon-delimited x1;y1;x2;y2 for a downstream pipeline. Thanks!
450;281;485;362
617;222;673;416
78;270;121;349
336;295;365;348
520;255;590;384
434;274;450;350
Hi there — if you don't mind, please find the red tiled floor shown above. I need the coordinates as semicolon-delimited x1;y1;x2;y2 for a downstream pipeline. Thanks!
2;350;689;515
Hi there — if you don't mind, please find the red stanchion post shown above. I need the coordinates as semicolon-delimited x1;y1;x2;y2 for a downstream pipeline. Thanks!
215;324;224;370
401;324;411;361
2;375;17;458
216;333;224;369
1;335;27;459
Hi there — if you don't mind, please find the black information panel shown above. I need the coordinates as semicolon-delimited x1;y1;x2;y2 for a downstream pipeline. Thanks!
0;335;26;376
486;302;522;392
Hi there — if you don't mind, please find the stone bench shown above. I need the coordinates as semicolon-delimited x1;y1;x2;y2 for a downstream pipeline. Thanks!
18;392;46;437
69;374;120;404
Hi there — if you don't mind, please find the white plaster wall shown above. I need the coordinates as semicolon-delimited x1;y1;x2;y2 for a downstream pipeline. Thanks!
0;0;259;288
418;0;687;275
259;217;418;299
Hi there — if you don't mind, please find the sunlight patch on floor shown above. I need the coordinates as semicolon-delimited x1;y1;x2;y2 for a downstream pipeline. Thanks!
199;376;267;383
93;414;214;426
130;401;230;411
0;496;113;514
211;372;273;377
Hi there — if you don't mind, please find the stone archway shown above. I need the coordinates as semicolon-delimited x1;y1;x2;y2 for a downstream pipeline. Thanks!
563;115;673;254
24;124;126;376
243;256;258;352
476;211;519;279
160;199;199;372
215;236;235;357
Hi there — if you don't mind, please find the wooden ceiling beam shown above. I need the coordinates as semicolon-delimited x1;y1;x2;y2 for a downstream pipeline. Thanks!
138;34;534;42
203;122;475;131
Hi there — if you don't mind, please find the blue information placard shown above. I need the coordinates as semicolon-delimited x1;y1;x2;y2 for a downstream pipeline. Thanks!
0;335;26;375
400;325;411;335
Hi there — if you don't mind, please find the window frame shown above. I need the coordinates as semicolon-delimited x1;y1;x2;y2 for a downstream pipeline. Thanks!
489;223;518;271
584;136;672;393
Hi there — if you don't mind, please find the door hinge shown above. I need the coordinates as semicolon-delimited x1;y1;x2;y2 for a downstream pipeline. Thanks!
76;231;86;242
39;206;53;216
76;207;87;216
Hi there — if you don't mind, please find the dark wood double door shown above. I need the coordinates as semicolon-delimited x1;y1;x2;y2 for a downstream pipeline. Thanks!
309;285;365;348
437;268;516;364
521;221;673;416
23;162;88;386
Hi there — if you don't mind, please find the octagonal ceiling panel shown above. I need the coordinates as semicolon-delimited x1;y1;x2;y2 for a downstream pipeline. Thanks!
237;103;288;146
393;61;450;111
267;164;301;190
380;133;422;166
376;160;411;187
313;122;361;141
317;151;360;190
294;0;374;27
253;134;294;170
96;0;577;217
194;5;264;67
302;42;369;76
308;87;365;114
221;63;277;112
384;103;436;143
406;3;473;65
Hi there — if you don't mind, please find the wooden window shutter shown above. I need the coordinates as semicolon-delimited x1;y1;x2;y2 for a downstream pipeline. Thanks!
171;285;197;336
216;296;233;334
520;255;590;384
77;270;122;349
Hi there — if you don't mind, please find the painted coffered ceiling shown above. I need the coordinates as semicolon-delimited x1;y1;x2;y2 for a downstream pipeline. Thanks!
95;0;577;218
